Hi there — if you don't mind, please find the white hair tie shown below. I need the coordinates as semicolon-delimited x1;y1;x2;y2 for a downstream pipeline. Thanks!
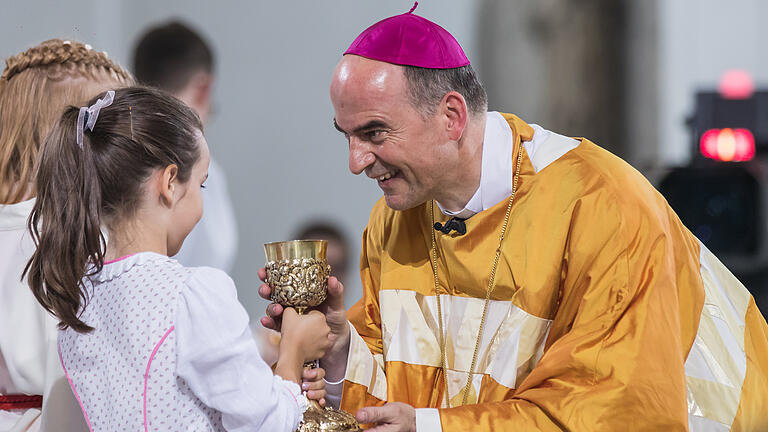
76;90;115;149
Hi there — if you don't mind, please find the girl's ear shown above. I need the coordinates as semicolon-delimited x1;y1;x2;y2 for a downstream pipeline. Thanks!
158;164;179;206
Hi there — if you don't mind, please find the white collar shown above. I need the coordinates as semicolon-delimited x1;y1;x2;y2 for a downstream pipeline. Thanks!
436;112;515;219
91;251;172;283
0;198;36;231
435;114;579;219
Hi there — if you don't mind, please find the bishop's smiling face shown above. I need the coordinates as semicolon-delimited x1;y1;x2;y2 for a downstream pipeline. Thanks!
330;55;453;211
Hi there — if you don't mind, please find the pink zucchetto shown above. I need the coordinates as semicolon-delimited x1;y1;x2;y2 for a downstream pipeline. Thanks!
343;2;470;69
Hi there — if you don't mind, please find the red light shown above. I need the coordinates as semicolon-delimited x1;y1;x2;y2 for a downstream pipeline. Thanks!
732;129;755;161
700;129;719;159
700;128;755;162
719;69;755;99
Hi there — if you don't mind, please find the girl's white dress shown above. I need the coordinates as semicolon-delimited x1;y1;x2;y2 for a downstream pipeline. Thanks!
58;252;306;432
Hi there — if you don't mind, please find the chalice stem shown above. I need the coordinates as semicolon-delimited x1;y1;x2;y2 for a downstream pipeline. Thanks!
296;306;322;411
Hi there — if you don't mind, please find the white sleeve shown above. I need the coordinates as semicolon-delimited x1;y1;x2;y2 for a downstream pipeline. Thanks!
175;267;306;432
415;408;443;431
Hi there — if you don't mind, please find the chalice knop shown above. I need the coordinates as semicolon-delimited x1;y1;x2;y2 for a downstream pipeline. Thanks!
264;240;361;432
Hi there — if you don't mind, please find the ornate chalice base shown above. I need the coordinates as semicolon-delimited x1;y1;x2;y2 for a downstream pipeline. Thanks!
299;403;361;432
264;240;362;432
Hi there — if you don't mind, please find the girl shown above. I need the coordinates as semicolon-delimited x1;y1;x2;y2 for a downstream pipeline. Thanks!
25;87;331;431
0;39;131;431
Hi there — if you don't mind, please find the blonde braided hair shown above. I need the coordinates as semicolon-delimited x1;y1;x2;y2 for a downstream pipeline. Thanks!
1;40;131;83
0;39;133;204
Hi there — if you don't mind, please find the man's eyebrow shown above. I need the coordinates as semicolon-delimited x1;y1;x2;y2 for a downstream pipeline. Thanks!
333;119;390;135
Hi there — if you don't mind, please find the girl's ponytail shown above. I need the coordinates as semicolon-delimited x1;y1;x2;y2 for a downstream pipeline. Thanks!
24;106;106;333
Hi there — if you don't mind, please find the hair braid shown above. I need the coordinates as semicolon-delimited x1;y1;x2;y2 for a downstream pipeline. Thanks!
2;39;131;83
0;39;133;204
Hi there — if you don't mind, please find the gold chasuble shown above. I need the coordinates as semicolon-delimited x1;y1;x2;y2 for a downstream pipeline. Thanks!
340;113;768;430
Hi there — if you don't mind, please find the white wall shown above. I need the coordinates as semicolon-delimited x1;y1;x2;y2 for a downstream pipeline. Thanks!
0;0;478;319
659;0;768;165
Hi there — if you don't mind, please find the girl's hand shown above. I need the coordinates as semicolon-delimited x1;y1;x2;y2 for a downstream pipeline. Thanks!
302;367;327;407
281;308;332;362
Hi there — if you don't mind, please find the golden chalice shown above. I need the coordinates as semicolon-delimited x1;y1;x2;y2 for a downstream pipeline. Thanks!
264;240;361;432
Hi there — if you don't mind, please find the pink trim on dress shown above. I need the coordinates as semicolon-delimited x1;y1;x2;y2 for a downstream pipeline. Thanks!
144;326;174;432
103;253;136;265
58;342;94;432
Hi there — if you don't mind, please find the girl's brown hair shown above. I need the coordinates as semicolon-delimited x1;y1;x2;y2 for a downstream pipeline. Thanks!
0;39;132;204
24;87;203;333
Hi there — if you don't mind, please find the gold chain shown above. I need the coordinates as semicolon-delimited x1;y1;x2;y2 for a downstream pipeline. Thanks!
430;143;523;408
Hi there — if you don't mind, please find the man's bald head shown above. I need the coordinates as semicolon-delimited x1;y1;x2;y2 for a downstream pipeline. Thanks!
332;55;486;119
331;56;409;114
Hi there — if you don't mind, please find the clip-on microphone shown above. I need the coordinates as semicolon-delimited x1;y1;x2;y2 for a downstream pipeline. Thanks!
433;217;467;235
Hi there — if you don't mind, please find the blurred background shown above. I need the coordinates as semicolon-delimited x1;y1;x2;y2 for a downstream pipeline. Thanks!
2;0;767;317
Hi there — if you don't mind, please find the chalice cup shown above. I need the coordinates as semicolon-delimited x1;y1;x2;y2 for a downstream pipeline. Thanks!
264;240;361;432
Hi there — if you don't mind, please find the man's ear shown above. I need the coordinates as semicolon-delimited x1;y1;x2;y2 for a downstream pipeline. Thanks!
158;164;179;207
193;73;213;111
441;91;468;141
